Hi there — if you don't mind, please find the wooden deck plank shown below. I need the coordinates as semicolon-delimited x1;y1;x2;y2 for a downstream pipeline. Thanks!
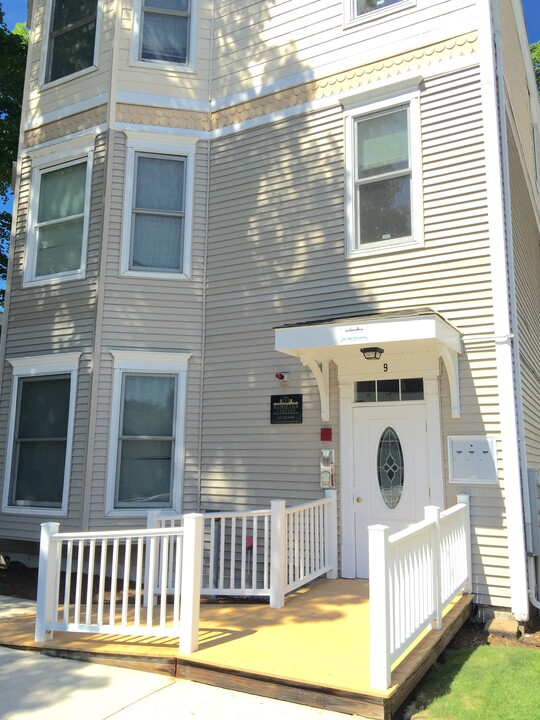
0;580;473;719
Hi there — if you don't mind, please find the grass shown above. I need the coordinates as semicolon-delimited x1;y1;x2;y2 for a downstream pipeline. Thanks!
405;645;540;720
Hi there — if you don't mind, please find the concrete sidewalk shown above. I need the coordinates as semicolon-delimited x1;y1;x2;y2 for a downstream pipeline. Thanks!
0;596;347;720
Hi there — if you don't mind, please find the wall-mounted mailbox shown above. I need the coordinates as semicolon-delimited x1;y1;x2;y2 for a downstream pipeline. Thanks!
448;435;498;484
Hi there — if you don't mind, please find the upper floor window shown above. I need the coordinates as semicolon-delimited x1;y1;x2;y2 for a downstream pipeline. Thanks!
356;0;404;14
132;0;197;69
45;0;99;83
2;353;80;516
343;86;422;256
345;0;415;26
24;140;93;286
121;132;196;279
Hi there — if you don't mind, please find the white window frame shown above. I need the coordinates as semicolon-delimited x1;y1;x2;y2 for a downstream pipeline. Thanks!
40;0;103;89
130;0;198;73
24;136;94;287
343;83;423;257
344;0;415;28
2;353;81;516
106;350;191;517
121;132;197;280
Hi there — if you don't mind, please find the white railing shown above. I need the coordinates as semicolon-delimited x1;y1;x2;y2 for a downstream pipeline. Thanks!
369;495;471;691
149;490;338;609
35;514;203;653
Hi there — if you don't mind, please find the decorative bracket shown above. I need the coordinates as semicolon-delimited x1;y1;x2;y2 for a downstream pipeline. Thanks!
300;357;330;422
440;347;460;418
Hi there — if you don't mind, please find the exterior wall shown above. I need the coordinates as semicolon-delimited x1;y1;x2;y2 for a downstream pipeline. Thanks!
210;0;480;102
26;0;115;126
85;132;208;529
0;132;106;539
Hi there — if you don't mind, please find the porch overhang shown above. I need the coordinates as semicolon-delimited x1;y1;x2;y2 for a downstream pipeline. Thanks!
275;309;462;421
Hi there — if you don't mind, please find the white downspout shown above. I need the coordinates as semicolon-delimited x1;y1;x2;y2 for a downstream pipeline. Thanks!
479;0;529;620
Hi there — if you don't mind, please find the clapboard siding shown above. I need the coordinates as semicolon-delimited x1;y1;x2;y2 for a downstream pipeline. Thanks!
509;127;540;470
0;133;105;542
84;132;207;529
211;0;478;99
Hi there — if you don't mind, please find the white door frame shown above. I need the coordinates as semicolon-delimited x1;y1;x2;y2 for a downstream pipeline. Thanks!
337;354;444;578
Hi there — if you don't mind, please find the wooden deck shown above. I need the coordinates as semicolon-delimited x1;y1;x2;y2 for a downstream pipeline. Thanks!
0;579;472;720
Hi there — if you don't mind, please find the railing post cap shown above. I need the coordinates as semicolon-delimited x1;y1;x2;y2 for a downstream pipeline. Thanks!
368;524;389;532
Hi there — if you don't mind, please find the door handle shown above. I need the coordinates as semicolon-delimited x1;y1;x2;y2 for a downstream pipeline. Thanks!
356;497;363;504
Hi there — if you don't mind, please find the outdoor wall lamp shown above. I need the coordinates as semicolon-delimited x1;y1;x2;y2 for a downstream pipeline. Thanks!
360;347;384;360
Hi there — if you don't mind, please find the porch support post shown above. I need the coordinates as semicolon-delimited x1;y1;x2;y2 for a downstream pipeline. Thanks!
144;510;160;608
369;524;391;691
425;506;442;630
325;489;338;579
35;522;60;643
179;513;203;653
270;499;287;608
457;494;472;593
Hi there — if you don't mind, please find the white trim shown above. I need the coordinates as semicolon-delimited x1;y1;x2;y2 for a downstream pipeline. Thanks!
129;0;199;73
23;150;94;288
479;0;529;619
343;87;423;257
120;134;197;280
117;92;209;113
22;126;107;157
106;350;191;517
24;95;108;131
209;28;478;113
116;122;209;141
344;0;416;29
2;353;81;517
38;0;103;89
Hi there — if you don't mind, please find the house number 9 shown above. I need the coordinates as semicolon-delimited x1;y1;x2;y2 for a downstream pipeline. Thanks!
383;363;388;372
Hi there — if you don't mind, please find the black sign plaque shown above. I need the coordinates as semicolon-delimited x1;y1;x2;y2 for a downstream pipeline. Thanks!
270;394;303;424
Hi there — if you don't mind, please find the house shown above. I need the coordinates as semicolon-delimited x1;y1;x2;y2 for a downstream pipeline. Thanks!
0;0;539;633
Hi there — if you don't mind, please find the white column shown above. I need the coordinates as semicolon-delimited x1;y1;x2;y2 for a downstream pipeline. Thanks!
325;489;338;579
179;513;203;653
369;524;391;691
457;494;472;593
270;500;287;608
425;506;442;630
35;522;60;643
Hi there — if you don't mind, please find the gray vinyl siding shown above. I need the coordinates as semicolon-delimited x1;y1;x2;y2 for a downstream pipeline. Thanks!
0;133;106;541
510;126;540;470
202;63;511;605
211;0;479;101
85;132;207;529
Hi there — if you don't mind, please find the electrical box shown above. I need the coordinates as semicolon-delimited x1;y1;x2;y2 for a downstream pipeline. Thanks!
448;436;498;484
320;448;335;489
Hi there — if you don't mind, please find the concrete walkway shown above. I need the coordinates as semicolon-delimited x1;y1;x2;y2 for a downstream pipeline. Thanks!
0;596;347;720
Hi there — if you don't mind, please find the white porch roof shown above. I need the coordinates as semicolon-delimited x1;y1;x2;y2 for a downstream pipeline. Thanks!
275;309;462;420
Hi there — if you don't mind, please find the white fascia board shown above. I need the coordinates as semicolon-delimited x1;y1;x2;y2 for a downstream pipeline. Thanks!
275;316;461;354
8;352;82;375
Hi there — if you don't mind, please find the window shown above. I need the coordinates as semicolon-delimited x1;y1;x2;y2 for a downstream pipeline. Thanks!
355;378;424;402
121;133;196;279
2;354;80;515
45;0;99;84
344;88;422;255
107;351;191;515
131;154;186;272
25;138;93;286
132;0;197;69
346;0;415;24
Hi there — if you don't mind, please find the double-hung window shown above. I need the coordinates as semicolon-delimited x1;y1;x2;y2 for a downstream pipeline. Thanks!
132;0;196;69
2;354;80;515
107;351;190;515
45;0;99;84
25;139;93;286
344;86;422;255
121;133;196;279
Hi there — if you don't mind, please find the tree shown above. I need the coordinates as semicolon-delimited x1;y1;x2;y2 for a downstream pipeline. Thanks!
0;7;28;305
532;42;540;94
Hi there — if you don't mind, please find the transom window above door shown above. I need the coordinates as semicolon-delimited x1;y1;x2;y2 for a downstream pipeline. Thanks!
355;378;424;403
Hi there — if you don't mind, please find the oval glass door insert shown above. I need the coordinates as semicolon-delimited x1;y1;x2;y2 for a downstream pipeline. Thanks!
377;426;404;509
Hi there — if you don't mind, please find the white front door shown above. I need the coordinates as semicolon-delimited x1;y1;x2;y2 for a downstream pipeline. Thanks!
352;403;430;577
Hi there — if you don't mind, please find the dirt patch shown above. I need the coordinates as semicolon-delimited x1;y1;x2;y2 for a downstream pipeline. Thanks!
448;614;540;651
